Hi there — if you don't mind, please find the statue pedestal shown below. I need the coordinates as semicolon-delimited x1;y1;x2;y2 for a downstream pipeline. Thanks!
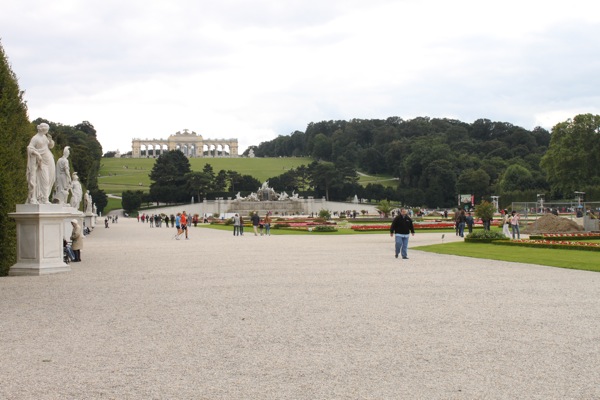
84;213;95;230
8;204;72;276
62;206;84;241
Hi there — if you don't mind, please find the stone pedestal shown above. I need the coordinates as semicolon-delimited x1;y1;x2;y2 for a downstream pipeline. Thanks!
84;214;95;231
8;204;72;276
62;207;84;241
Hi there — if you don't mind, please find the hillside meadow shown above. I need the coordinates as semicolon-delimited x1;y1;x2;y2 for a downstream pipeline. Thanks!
98;156;397;195
99;157;313;195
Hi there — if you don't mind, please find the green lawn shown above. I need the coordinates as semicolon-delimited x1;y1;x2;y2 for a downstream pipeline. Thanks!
357;173;399;188
414;242;600;272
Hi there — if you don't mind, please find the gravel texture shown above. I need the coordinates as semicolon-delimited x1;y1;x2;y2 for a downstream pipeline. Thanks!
1;218;599;399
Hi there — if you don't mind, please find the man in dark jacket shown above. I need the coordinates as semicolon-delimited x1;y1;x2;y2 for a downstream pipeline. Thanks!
390;208;415;259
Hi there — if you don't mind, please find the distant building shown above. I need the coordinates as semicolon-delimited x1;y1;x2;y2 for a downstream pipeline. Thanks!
131;129;239;158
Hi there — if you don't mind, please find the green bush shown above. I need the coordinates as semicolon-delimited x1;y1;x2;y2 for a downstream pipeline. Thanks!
318;209;331;220
466;230;507;240
312;225;337;232
464;230;508;243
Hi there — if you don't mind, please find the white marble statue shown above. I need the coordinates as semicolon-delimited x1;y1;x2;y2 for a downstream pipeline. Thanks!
291;191;299;200
247;192;259;201
261;181;269;190
70;172;83;210
235;192;245;201
84;190;93;214
279;191;289;201
53;146;72;205
26;123;56;204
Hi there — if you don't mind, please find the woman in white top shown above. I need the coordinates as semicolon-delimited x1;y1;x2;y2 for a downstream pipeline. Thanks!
502;210;511;238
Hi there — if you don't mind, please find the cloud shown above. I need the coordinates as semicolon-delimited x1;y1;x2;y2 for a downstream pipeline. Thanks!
2;0;600;153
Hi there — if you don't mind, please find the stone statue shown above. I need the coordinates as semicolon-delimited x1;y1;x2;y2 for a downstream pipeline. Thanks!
53;146;72;205
70;172;83;210
291;191;299;200
261;181;269;190
92;203;97;215
235;192;245;201
26;123;56;204
247;192;259;201
279;191;289;201
84;190;93;214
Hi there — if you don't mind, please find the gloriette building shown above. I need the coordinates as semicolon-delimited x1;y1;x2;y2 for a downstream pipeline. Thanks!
131;129;238;158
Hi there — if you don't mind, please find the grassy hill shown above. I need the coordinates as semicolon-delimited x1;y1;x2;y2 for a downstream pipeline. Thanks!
98;157;313;195
98;156;399;196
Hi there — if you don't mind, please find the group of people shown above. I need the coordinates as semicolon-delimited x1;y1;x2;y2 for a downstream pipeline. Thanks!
138;212;201;229
232;211;272;236
501;209;521;239
173;211;189;240
454;210;475;237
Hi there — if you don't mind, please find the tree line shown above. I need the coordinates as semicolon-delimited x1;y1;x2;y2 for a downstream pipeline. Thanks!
247;116;600;206
138;114;600;212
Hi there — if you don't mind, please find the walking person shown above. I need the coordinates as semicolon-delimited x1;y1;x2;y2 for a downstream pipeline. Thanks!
390;208;415;259
239;214;245;236
173;212;182;240
180;211;189;240
233;213;241;236
264;212;271;236
510;211;521;239
465;212;474;234
251;211;260;236
457;209;467;237
502;210;511;237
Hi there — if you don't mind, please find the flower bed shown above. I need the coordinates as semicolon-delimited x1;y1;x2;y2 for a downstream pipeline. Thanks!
492;239;600;252
351;225;389;231
529;233;600;241
351;222;492;231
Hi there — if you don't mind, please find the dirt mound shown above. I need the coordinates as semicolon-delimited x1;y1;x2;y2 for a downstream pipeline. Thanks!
523;214;583;234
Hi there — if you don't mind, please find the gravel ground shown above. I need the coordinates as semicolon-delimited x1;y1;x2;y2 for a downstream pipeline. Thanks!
1;218;599;399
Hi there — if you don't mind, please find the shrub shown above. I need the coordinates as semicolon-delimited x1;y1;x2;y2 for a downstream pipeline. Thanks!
465;230;509;243
312;225;337;232
318;209;331;220
466;230;507;239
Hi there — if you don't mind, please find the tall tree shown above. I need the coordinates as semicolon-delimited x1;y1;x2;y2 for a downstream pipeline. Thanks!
0;41;30;276
185;171;213;201
149;150;191;203
541;114;600;194
456;168;491;201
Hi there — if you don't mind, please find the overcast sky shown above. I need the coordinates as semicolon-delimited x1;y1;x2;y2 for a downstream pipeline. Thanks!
2;0;600;154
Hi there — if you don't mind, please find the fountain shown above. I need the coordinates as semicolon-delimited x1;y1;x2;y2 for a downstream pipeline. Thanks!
228;181;307;215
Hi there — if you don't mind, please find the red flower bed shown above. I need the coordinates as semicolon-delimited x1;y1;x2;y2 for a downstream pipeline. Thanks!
541;233;600;238
493;239;600;252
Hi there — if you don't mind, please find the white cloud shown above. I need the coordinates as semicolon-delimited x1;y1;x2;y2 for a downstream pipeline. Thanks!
2;0;600;153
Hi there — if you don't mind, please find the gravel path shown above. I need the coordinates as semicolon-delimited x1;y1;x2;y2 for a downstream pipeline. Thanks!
1;218;599;399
